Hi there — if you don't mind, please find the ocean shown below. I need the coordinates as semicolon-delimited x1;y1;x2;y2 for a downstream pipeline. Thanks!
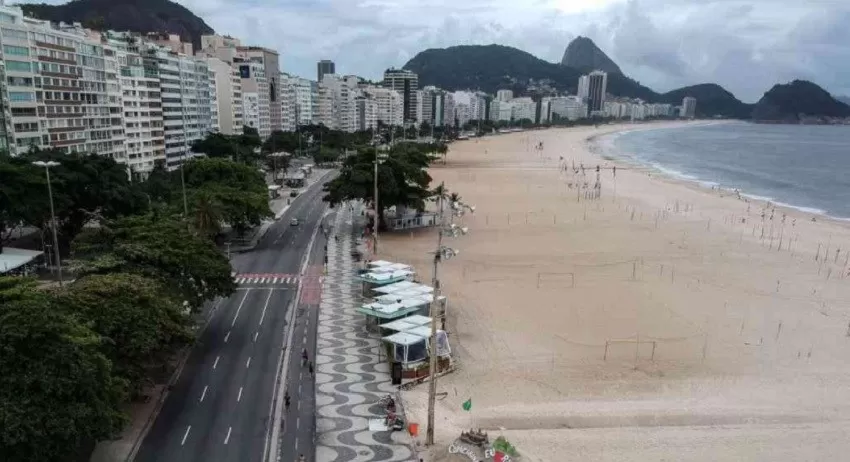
597;122;850;219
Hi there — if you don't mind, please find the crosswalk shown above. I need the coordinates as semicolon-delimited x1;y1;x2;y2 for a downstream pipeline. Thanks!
233;273;300;285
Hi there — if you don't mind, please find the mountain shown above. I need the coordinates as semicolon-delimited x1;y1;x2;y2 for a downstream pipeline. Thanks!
403;44;656;101
561;36;622;74
837;96;850;106
751;80;850;122
659;84;752;119
19;0;213;50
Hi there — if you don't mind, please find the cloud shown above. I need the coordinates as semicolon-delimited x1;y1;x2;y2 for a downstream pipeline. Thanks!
16;0;850;101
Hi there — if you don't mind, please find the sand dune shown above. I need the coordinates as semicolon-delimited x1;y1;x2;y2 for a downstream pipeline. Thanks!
380;122;850;461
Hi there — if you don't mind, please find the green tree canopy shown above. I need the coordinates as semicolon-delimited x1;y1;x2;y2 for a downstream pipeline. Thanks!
72;214;235;310
58;273;194;393
191;132;260;164
0;277;126;461
323;143;433;228
1;149;148;248
262;130;303;154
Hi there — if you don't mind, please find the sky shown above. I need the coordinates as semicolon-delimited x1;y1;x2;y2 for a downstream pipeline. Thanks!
22;0;850;102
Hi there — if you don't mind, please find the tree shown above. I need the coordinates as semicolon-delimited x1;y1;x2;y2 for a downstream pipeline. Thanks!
16;149;148;248
58;273;194;393
0;277;126;461
262;130;302;154
312;146;341;166
182;158;272;234
0;157;47;252
240;126;262;152
323;143;433;229
191;132;259;164
72;214;236;311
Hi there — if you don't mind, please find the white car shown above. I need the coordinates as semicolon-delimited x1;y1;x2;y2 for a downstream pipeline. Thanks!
290;218;299;226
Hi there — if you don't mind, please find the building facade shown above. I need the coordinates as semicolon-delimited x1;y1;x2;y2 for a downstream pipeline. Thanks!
586;70;608;116
201;55;243;135
235;58;270;137
681;96;697;118
239;46;279;132
317;59;334;82
496;89;513;102
382;68;418;124
279;72;298;132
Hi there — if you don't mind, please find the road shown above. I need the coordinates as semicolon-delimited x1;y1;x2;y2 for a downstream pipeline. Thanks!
135;173;334;462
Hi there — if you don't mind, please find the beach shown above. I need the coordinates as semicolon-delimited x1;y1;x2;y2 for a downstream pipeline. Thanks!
380;121;850;461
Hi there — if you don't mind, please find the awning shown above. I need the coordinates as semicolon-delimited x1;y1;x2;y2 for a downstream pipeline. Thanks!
382;332;427;346
0;248;43;274
379;319;418;332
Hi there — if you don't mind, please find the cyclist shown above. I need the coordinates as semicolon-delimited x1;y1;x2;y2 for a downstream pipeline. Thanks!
301;347;308;366
308;361;314;377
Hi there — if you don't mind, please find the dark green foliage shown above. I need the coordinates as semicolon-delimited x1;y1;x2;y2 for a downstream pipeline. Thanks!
752;80;850;122
20;0;213;50
658;84;753;119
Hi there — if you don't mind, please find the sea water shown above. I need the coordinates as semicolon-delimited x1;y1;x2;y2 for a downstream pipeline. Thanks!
598;122;850;219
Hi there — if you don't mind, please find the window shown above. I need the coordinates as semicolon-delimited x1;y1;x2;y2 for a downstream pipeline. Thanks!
8;91;34;102
3;45;29;56
5;60;30;72
0;13;16;24
2;28;27;40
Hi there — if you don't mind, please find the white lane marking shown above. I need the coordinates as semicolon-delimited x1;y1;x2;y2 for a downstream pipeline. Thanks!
246;357;251;369
294;439;298;450
296;417;300;429
223;426;232;445
236;277;245;284
302;335;306;345
261;277;267;284
254;332;259;342
297;401;301;411
298;384;301;394
224;331;230;343
181;426;191;446
258;288;273;326
213;356;220;370
199;385;208;403
237;387;243;402
273;277;279;284
306;318;309;327
231;289;251;327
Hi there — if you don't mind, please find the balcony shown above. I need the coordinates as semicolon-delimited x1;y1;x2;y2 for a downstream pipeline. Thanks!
51;138;86;147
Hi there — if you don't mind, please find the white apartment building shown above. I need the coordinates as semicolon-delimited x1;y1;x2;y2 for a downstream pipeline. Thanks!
550;96;587;121
577;75;589;100
681;96;697;118
294;77;316;125
143;42;213;169
511;97;536;122
539;97;553;124
235;59;270;137
496;89;513;102
100;31;166;177
363;86;402;127
354;94;377;131
279;72;297;132
317;74;355;131
0;7;126;157
442;91;455;126
201;56;243;135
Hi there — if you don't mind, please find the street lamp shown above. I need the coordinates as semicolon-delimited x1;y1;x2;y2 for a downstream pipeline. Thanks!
32;160;63;287
372;142;388;256
426;193;474;446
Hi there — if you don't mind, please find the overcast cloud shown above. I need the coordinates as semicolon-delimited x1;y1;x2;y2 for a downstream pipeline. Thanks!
23;0;850;102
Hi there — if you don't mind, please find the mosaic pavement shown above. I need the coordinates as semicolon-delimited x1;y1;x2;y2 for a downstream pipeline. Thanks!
314;205;415;462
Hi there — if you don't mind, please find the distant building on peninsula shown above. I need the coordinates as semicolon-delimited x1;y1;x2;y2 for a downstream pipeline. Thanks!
681;96;697;118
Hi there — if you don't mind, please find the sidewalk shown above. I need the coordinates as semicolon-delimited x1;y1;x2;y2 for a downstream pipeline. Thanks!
314;202;417;462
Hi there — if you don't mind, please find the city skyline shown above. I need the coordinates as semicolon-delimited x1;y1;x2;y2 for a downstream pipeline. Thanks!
22;0;843;103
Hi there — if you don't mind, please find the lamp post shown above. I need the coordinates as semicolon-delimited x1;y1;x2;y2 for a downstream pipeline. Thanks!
425;194;473;446
372;144;387;256
32;160;62;287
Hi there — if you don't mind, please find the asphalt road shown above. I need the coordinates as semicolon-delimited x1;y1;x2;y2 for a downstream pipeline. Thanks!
135;173;334;462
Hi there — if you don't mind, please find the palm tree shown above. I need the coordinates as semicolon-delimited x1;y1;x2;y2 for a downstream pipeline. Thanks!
189;189;222;239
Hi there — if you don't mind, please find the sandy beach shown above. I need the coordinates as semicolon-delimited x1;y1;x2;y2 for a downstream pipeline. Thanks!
380;121;850;461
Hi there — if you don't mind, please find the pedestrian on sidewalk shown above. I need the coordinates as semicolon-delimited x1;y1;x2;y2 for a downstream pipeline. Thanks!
308;361;314;377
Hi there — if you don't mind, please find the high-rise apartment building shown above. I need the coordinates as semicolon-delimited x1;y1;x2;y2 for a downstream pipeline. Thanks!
496;89;513;102
294;77;317;126
317;59;335;82
354;94;377;131
680;96;697;118
200;55;243;135
382;68;417;124
0;7;128;157
577;75;589;100
317;74;357;132
363;86;403;127
239;46;280;132
235;58;270;137
279;72;298;132
207;67;219;132
586;70;607;116
100;31;166;177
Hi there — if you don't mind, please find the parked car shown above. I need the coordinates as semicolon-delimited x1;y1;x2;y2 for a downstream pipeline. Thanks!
290;218;299;226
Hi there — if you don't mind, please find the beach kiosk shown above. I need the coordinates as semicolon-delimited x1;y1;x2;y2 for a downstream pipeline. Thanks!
381;322;452;379
356;261;415;297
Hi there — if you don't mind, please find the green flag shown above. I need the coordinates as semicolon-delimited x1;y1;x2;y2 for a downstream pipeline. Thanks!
462;398;472;411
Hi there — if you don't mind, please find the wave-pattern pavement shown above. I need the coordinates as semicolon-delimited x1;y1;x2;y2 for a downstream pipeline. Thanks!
315;205;414;462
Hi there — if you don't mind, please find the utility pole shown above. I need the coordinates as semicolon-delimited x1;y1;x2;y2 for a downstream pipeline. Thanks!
373;147;379;256
425;183;446;445
33;161;62;287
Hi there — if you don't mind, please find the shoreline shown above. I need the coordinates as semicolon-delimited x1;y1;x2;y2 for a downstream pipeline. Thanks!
588;121;850;227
